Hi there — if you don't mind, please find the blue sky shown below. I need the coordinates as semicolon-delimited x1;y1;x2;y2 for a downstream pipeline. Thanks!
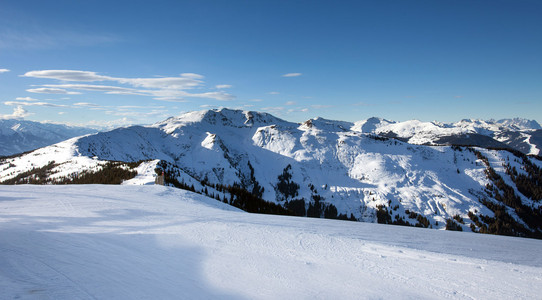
0;0;541;127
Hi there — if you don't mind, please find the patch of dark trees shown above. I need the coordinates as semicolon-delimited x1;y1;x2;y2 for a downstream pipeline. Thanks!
1;160;140;185
157;162;293;216
467;148;542;239
1;161;58;184
375;205;431;228
156;161;357;221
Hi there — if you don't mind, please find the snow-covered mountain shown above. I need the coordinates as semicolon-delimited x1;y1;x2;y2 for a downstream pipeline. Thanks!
0;119;96;156
1;108;541;238
497;118;542;131
2;184;541;299
353;117;542;155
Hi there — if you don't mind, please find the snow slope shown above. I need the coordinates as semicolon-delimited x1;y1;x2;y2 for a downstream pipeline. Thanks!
1;185;541;299
0;119;96;156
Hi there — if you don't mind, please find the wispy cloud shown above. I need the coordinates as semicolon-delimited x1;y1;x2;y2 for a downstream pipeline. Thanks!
4;100;67;107
282;73;302;77
73;102;100;108
269;91;280;95
22;69;235;101
285;101;296;105
27;87;81;95
287;108;309;113
43;84;146;95
15;96;38;101
0;106;31;119
215;84;232;89
0;68;9;73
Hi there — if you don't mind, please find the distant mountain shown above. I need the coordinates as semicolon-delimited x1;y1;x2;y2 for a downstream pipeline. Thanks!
2;108;542;239
353;117;542;155
0;119;96;156
496;118;542;131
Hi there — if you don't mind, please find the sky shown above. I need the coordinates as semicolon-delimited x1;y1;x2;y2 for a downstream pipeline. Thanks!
0;0;541;128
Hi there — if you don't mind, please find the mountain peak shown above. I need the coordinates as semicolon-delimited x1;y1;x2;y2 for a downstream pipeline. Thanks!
153;108;293;133
351;117;395;133
301;117;353;132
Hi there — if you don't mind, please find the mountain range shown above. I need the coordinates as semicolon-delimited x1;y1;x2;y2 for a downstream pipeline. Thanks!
0;119;96;157
1;109;541;238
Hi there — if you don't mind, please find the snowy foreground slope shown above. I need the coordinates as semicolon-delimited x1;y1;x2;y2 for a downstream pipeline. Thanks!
1;185;542;299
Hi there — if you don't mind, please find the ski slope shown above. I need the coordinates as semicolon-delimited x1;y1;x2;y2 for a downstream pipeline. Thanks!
1;185;541;299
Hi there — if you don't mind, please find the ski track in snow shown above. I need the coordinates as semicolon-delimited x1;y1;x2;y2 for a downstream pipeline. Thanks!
1;185;541;299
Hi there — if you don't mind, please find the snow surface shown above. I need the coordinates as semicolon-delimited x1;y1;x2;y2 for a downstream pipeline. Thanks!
1;185;541;299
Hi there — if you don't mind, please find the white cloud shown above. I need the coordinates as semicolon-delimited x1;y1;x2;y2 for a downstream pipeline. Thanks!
58;112;66;115
15;96;38;101
250;99;264;102
285;101;296;106
215;84;232;89
23;70;109;81
73;102;100;107
43;84;146;95
4;101;68;108
27;87;81;95
180;73;204;79
119;76;202;90
269;91;280;95
23;70;204;90
22;69;234;101
0;106;32;119
282;73;302;77
0;68;10;73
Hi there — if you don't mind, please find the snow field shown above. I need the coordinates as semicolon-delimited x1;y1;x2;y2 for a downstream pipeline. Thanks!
1;185;541;299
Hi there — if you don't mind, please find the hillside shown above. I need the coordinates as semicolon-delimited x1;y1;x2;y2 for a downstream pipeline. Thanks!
1;185;541;299
1;108;542;238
